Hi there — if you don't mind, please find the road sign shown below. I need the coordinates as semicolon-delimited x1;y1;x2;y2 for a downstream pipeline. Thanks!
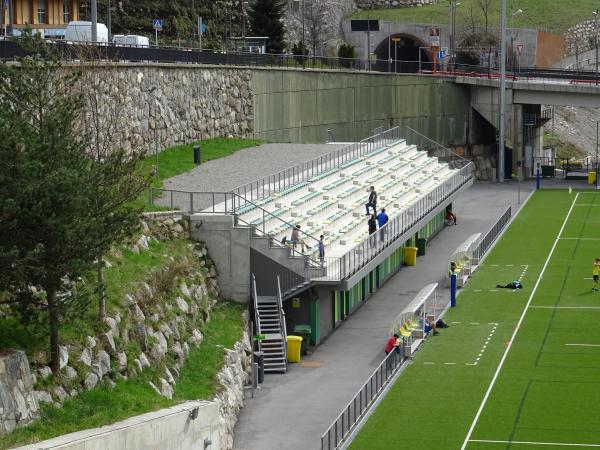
152;19;163;31
516;44;524;56
428;27;440;47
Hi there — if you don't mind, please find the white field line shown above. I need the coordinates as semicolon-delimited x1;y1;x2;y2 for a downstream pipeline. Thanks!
460;192;581;450
560;237;600;240
530;306;600;310
469;439;600;447
565;343;600;347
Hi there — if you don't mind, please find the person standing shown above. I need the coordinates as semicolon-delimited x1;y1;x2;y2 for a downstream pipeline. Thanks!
318;235;325;265
593;258;600;292
385;333;400;355
377;208;389;242
365;186;378;215
368;214;377;247
290;224;306;253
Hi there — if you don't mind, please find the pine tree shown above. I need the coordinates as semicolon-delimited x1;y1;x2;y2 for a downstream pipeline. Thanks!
0;35;149;372
249;0;286;53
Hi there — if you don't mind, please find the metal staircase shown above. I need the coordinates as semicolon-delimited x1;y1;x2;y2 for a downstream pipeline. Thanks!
252;275;288;374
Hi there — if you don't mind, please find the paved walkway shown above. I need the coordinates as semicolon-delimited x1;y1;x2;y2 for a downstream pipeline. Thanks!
233;181;539;450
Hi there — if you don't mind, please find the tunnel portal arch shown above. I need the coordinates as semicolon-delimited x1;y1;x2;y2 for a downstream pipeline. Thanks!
374;34;432;73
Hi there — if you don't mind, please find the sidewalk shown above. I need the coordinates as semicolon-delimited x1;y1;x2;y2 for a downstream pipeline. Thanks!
233;181;537;450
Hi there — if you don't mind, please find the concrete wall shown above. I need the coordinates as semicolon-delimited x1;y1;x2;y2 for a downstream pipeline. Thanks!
190;215;251;303
252;70;472;146
16;401;221;450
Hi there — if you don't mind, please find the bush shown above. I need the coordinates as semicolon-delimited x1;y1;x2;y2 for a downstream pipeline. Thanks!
337;42;355;68
292;41;308;64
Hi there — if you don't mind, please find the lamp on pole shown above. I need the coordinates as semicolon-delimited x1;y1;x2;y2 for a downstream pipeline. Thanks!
107;0;112;42
449;1;460;66
293;0;306;68
498;0;507;183
594;9;599;82
242;1;249;40
510;6;523;72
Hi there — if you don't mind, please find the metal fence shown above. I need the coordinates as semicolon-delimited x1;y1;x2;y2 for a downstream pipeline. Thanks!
320;349;404;450
472;206;512;262
4;38;600;83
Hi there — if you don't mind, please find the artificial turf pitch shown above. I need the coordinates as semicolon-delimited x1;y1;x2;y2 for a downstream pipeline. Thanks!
350;190;600;449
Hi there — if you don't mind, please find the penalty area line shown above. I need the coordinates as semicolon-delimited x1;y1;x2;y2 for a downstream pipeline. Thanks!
469;439;600;447
460;192;581;450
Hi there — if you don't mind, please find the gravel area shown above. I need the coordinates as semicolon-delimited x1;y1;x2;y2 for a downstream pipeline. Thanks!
155;143;346;211
163;143;345;193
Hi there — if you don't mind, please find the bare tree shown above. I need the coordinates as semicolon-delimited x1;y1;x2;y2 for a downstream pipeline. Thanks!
73;47;150;321
288;0;331;56
478;0;496;34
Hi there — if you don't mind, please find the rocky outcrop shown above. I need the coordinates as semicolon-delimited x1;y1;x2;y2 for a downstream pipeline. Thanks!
0;350;39;436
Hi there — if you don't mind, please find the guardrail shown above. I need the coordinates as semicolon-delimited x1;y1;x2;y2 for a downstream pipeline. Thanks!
320;349;404;450
5;38;600;84
472;206;512;262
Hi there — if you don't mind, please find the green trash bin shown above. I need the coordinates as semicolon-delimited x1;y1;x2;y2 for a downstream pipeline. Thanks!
293;325;312;354
416;238;427;256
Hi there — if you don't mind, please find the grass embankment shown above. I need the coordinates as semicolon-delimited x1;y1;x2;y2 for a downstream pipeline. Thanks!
351;190;600;449
136;137;264;211
0;302;244;450
352;0;596;34
0;238;191;358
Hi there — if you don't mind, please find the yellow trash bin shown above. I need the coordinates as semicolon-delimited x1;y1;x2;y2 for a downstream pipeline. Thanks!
404;247;418;266
287;335;303;363
588;171;597;185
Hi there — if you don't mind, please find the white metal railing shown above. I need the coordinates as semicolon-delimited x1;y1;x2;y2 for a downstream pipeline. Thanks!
276;275;288;363
251;274;262;353
472;206;512;262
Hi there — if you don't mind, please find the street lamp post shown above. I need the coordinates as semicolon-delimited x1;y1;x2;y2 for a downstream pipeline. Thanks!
449;1;460;66
143;86;160;176
510;6;523;74
498;0;507;183
594;9;599;82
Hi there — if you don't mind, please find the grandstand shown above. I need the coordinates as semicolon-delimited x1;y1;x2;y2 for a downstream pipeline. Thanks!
191;127;473;372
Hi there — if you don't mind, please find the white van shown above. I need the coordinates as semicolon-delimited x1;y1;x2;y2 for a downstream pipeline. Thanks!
113;34;150;48
65;21;109;43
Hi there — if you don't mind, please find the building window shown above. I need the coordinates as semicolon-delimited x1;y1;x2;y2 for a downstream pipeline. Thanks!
37;0;47;24
64;0;71;23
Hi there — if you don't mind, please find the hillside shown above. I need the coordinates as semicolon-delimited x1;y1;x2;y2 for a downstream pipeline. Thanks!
352;0;598;34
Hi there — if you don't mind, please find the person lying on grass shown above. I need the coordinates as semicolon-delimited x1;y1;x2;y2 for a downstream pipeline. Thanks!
496;280;523;289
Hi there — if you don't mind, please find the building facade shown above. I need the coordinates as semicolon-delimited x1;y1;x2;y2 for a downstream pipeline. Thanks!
2;0;80;38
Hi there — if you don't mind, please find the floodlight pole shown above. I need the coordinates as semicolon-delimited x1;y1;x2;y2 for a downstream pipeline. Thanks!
498;0;507;183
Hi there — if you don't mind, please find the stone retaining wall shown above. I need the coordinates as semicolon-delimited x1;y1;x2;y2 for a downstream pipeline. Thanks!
355;0;434;9
565;20;598;56
0;351;39;436
91;65;254;156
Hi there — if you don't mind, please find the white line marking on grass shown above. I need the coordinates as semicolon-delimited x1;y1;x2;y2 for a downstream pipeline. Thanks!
451;321;462;324
474;289;483;292
565;343;600;347
530;306;600;310
469;439;600;447
460;192;581;450
506;264;514;267
560;237;600;240
444;362;456;365
470;322;480;325
424;362;435;365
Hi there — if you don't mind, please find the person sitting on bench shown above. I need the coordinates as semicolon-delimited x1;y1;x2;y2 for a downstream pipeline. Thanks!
424;318;439;336
445;208;457;225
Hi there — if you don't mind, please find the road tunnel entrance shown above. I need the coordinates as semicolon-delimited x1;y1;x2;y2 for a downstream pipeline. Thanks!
374;34;431;73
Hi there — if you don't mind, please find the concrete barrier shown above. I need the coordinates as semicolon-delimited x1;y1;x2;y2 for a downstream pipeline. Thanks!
16;401;221;450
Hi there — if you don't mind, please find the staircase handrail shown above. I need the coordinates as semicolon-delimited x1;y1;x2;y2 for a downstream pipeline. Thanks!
276;275;288;363
251;273;262;353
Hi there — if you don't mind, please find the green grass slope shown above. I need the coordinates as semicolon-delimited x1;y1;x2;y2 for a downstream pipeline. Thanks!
353;0;597;34
352;190;600;449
